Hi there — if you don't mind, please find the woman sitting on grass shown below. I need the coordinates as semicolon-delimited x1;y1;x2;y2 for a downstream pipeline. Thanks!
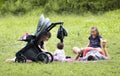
72;26;110;61
6;32;51;62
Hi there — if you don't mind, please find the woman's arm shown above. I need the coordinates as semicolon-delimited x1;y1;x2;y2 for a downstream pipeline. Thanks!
100;38;110;59
41;44;47;52
75;40;90;60
87;40;90;47
41;45;46;50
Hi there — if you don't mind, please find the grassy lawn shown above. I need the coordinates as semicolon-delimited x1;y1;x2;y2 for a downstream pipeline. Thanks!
0;10;120;76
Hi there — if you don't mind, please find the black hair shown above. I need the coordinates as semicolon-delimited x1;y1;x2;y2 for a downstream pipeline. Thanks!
91;26;99;36
57;42;64;50
42;32;51;38
87;55;96;61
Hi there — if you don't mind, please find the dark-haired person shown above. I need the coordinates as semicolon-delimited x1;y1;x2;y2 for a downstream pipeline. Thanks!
38;32;51;52
54;42;74;62
6;32;51;62
53;42;66;62
72;26;110;60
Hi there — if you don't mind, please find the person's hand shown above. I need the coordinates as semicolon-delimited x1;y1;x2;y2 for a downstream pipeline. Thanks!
103;40;107;43
102;40;107;48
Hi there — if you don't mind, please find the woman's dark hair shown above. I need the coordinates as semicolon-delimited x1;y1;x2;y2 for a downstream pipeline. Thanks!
87;55;96;61
42;32;51;38
57;42;64;50
91;26;99;35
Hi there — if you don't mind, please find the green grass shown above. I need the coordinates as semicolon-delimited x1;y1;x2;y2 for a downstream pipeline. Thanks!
0;10;120;76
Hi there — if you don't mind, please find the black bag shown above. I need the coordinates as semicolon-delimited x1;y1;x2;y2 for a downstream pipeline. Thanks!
57;26;68;42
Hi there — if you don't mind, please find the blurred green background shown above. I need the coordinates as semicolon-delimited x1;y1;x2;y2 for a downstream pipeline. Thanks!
0;0;120;76
0;0;120;16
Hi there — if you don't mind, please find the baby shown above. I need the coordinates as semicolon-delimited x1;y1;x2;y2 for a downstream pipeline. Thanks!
54;42;74;62
54;42;66;62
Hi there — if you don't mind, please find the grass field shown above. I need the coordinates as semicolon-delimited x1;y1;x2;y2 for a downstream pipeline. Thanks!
0;10;120;76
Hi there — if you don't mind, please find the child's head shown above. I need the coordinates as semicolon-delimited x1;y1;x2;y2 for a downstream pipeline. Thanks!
57;42;64;50
90;26;99;36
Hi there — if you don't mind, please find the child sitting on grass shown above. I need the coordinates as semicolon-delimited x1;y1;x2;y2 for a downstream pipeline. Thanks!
73;26;110;60
54;42;74;62
54;42;66;61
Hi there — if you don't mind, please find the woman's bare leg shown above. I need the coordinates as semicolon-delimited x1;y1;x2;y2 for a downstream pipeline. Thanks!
6;57;16;62
72;47;80;54
6;57;32;63
72;47;84;60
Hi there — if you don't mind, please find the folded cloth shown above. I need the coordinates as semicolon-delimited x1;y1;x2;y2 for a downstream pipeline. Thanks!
20;33;29;40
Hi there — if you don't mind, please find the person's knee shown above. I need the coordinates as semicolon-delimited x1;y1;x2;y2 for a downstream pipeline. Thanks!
72;47;80;54
72;47;77;51
80;48;85;52
78;51;81;54
78;50;82;54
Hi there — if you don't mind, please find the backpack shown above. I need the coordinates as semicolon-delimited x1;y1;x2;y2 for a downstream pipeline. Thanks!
57;26;68;42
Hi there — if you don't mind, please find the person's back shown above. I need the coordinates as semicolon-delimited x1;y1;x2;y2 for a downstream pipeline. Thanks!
54;43;65;61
